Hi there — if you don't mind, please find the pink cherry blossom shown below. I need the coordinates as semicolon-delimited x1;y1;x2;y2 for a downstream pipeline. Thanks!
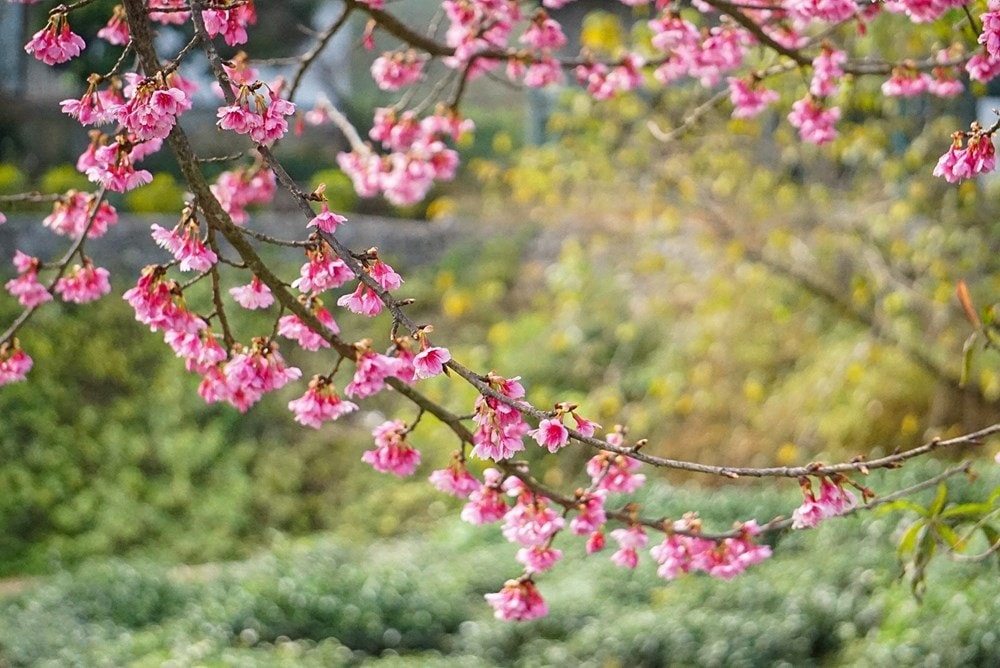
787;96;840;145
307;203;347;234
292;243;352;294
229;275;274;309
202;1;256;46
43;191;118;238
461;468;509;524
413;346;451;379
345;346;400;398
84;137;154;193
791;476;858;529
148;0;190;25
97;5;130;45
529;417;570;453
25;12;86;66
371;50;425;90
569;492;607;535
586;450;646;493
967;52;1000;83
516;545;563;574
471;373;530;461
933;127;997;183
485;579;547;622
116;73;191;141
610;525;648;569
502;495;565;547
809;48;846;98
5;252;51;308
362;419;422;476
150;218;218;273
0;341;33;387
54;261;111;304
881;68;931;97
429;456;480;498
288;376;359;428
728;77;780;119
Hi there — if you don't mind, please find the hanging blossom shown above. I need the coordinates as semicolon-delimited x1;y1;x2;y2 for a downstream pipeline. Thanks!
650;516;772;581
277;298;339;351
97;4;129;45
528;402;600;453
610;525;648;569
43;190;118;239
5;251;51;309
229;275;273;310
202;0;257;46
461;468;510;524
337;254;402;318
968;51;1000;83
288;375;359;429
201;338;301;413
150;210;218;273
728;77;780;119
881;65;931;97
933;124;997;183
980;0;1000;60
585;427;647;493
217;81;295;145
470;372;530;461
371;50;426;91
809;47;846;99
61;75;124;127
148;0;190;25
0;340;33;387
787;96;840;145
24;10;85;66
210;165;276;225
429;452;480;498
54;260;111;304
307;201;347;235
344;339;403;399
362;419;422;476
116;72;192;141
83;135;154;193
791;475;859;529
292;240;352;295
485;578;547;622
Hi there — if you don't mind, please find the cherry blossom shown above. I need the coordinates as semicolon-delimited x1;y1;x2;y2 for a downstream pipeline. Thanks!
288;376;359;429
54;261;111;304
362;420;421;476
5;251;51;309
484;579;547;622
24;11;85;66
229;275;274;310
0;340;33;387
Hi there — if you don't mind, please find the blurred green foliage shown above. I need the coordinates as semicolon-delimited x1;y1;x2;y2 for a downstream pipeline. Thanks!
1;462;998;666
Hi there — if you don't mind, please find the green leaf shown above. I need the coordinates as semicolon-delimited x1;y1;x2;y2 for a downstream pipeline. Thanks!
879;499;928;517
897;520;925;557
941;502;992;519
935;523;966;552
929;483;948;516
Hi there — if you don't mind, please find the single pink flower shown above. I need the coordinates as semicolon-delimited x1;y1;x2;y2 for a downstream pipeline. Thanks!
413;346;451;379
229;275;273;309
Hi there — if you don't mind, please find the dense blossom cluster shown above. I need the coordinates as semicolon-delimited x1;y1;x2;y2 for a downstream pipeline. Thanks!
3;0;998;623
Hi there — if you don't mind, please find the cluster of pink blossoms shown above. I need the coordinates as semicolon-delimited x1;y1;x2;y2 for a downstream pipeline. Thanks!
80;134;154;193
43;191;118;239
202;0;256;46
287;374;358;429
217;82;295;146
485;578;548;622
337;109;470;206
528;401;599;453
791;475;858;529
933;125;997;183
362;419;422;476
150;212;218;273
470;373;530;461
0;340;33;387
211;166;276;225
370;50;425;91
727;77;780;119
54;261;111;304
650;517;772;581
502;477;566;573
24;10;85;66
5;252;52;309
